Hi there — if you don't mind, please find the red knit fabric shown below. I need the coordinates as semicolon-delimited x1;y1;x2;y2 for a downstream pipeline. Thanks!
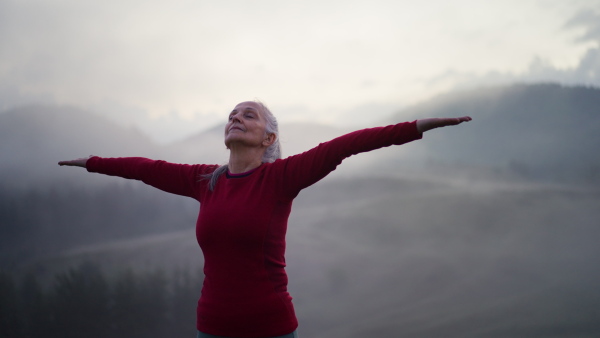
86;121;422;337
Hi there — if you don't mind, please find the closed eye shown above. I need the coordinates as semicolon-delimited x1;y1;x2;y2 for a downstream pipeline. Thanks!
228;110;237;121
228;107;258;120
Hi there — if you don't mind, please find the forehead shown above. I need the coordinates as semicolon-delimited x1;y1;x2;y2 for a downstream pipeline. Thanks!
232;101;262;112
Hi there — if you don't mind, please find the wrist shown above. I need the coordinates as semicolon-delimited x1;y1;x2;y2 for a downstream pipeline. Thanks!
416;119;436;133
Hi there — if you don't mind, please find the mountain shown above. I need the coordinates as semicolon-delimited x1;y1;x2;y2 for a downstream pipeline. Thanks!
0;105;350;190
0;105;163;190
3;83;598;189
383;83;600;183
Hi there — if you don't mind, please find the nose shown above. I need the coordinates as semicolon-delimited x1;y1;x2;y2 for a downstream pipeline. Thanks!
230;112;242;123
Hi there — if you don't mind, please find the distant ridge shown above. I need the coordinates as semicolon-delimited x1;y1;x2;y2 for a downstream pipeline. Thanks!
386;83;600;183
2;83;598;189
0;104;348;190
0;105;162;190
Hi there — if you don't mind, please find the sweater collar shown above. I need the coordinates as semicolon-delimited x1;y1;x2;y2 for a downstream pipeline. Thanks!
226;165;261;179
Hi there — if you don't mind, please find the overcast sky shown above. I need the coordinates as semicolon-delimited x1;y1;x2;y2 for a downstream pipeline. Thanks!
1;0;599;143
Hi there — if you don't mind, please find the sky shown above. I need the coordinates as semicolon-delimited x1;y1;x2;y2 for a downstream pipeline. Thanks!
1;0;599;143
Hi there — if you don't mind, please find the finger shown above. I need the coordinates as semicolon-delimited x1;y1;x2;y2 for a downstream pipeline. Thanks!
58;159;79;166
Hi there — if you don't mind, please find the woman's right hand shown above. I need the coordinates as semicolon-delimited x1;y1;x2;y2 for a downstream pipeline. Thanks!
58;156;93;168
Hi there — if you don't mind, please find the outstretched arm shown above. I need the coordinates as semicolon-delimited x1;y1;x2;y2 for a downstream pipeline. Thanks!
416;116;472;133
279;117;472;198
59;156;210;199
58;156;93;168
279;121;424;199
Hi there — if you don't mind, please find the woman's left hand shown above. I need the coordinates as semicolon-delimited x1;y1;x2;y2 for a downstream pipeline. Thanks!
416;116;472;133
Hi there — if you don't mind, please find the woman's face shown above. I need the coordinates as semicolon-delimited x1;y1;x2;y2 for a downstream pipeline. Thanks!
224;101;273;150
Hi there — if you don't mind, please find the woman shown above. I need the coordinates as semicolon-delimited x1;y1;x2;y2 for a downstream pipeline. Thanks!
59;101;471;338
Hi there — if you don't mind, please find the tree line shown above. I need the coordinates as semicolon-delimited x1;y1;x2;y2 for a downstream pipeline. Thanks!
0;262;203;338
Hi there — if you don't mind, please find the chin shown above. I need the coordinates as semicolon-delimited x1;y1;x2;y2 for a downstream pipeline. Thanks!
224;135;247;148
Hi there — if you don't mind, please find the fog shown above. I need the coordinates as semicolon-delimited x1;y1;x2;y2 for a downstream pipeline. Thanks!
1;83;600;337
2;1;600;335
288;179;600;337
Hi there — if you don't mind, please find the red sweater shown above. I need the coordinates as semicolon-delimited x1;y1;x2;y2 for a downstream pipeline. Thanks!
86;121;422;337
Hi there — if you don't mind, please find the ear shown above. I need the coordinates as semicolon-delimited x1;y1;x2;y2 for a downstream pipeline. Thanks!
262;133;276;147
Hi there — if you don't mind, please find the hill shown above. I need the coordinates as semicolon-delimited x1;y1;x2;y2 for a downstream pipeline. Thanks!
0;105;162;190
3;83;598;188
0;105;348;190
385;83;600;183
10;175;600;338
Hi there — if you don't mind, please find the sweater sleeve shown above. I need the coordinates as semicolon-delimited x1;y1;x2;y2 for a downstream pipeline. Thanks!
279;121;422;199
86;156;213;200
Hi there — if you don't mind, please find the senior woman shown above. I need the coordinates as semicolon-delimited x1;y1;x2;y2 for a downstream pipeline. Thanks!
59;100;471;338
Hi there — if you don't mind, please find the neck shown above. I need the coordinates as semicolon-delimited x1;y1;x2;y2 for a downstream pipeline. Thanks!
227;147;264;174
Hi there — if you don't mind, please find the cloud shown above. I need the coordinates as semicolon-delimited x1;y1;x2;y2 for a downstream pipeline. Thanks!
1;0;598;144
425;7;600;94
524;6;600;86
565;8;600;44
525;49;600;85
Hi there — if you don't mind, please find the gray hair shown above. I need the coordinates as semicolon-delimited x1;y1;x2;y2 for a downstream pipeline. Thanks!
258;100;282;163
203;100;282;191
